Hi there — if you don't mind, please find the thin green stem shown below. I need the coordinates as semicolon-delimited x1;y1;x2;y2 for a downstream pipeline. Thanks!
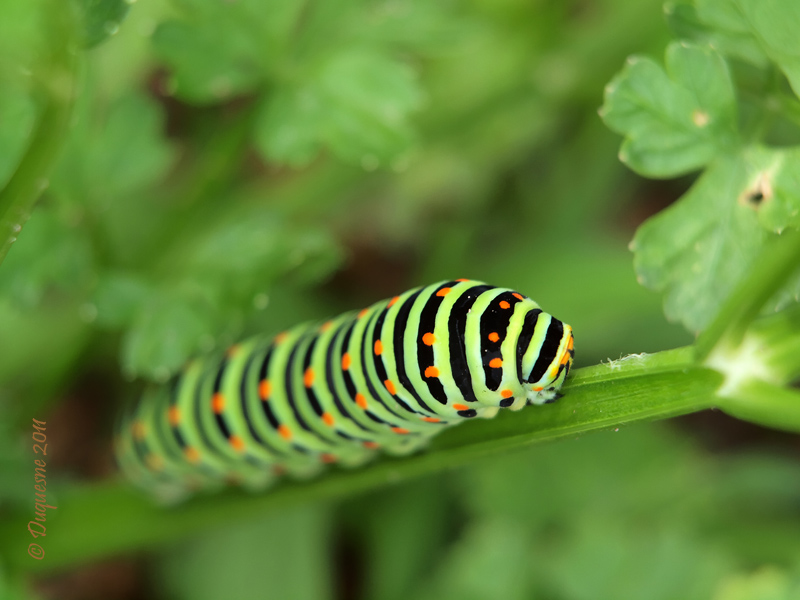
0;2;79;266
0;347;721;574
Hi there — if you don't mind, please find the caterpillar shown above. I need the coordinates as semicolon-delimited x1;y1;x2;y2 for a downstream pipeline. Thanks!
115;279;575;499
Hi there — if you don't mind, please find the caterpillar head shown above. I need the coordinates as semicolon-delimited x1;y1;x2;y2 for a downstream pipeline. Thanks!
517;316;574;407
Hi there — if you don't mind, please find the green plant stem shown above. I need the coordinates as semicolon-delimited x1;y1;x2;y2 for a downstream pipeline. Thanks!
0;346;722;574
717;380;800;433
696;228;800;360
0;2;79;266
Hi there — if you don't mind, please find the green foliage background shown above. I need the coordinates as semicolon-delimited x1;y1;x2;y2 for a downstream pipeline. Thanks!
1;0;800;598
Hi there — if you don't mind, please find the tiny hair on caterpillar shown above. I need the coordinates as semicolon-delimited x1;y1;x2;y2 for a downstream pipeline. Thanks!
115;279;575;500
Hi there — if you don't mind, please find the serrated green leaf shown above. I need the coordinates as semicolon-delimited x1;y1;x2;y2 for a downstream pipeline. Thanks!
256;48;421;167
601;41;738;177
76;0;131;48
630;149;800;333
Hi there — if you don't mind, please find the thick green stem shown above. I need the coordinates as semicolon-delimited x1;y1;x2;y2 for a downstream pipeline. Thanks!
0;347;721;574
717;380;800;433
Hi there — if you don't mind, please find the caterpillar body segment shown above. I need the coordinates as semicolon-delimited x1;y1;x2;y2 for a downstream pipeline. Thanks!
116;279;575;499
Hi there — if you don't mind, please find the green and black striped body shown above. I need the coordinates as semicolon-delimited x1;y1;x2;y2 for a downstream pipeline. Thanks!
116;279;575;499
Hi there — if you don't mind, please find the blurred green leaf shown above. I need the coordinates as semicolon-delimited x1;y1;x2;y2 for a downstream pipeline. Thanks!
412;518;532;600
352;477;453;600
120;285;221;380
0;209;94;307
0;298;89;408
76;0;131;48
51;90;176;208
540;521;729;600
0;566;35;600
668;0;770;67
152;20;264;103
601;41;737;177
461;425;702;529
256;48;422;167
713;567;800;600
734;0;800;98
151;0;302;102
93;271;154;327
95;204;344;379
156;505;332;600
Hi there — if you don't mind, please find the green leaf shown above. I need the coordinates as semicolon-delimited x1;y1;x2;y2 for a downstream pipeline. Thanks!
631;148;800;333
687;0;800;99
76;0;131;48
735;0;800;99
601;41;738;177
256;48;422;167
690;0;770;67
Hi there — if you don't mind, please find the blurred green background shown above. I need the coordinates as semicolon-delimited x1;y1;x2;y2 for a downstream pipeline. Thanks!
1;0;799;598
